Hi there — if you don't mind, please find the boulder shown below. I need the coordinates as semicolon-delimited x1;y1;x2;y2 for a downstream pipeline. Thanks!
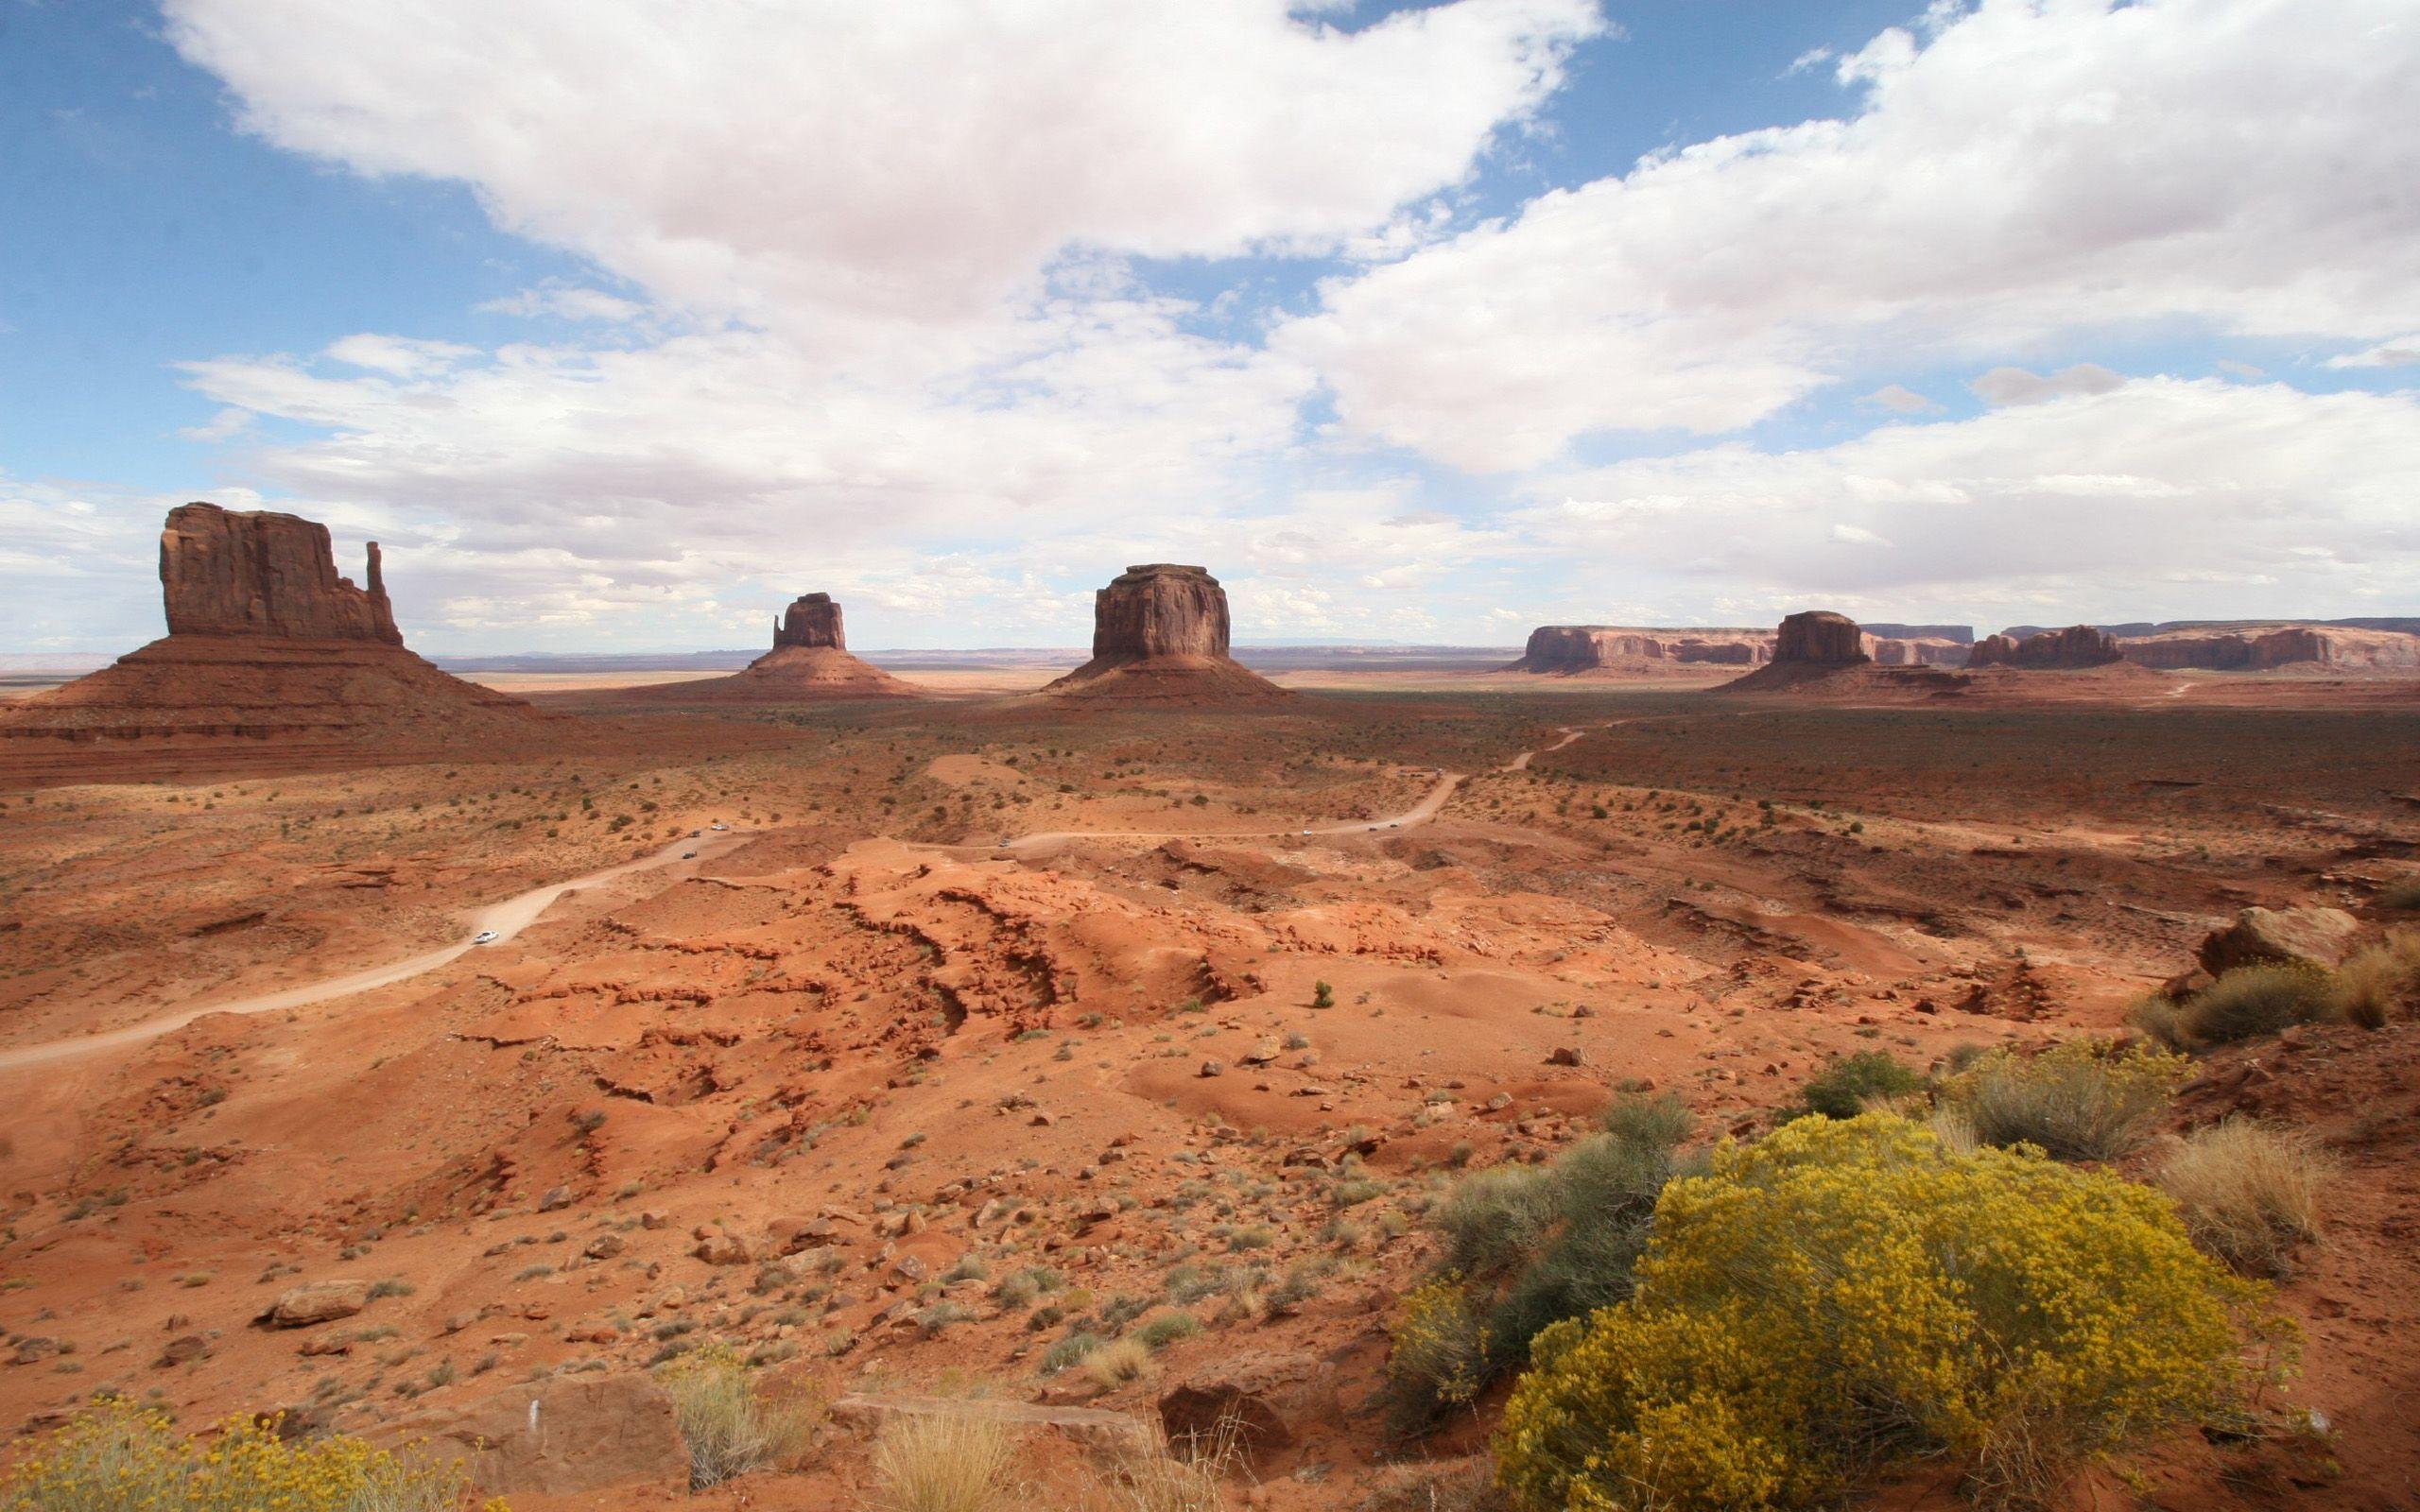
1967;625;2124;669
258;1279;371;1329
1042;565;1288;701
2196;906;2360;977
1773;610;1870;665
160;502;401;644
376;1373;689;1497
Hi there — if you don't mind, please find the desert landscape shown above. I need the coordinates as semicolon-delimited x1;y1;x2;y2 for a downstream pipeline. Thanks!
9;5;2420;1512
0;502;2416;1512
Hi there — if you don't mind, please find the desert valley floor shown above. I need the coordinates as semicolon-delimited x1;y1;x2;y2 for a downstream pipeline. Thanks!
1;673;2416;1511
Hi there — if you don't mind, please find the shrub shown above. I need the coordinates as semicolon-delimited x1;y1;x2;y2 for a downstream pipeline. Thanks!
1947;1039;2187;1160
2178;964;2341;1046
1041;1332;1103;1374
1081;1336;1154;1389
1384;1274;1493;1435
655;1342;813;1488
870;1407;1018;1512
1134;1312;1202;1350
1494;1114;2275;1512
2;1398;471;1512
2332;929;2420;1030
1792;1051;1926;1120
2157;1118;2334;1278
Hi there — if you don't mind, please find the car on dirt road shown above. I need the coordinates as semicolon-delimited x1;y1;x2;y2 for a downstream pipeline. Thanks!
473;930;500;945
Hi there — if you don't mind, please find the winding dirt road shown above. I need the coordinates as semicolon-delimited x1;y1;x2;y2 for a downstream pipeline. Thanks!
1;722;1617;1074
0;829;757;1074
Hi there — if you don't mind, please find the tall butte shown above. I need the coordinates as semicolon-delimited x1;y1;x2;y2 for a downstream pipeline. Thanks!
1041;564;1288;702
0;502;542;755
621;593;919;701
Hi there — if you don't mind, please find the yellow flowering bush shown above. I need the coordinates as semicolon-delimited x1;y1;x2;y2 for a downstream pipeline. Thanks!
1384;1273;1494;1433
2;1397;493;1512
1494;1114;2277;1512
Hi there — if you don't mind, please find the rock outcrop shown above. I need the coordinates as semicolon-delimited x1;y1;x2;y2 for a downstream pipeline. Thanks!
0;503;545;755
1042;565;1288;701
1505;626;1771;674
622;593;920;702
376;1374;690;1497
1966;625;2124;669
1867;634;1970;667
160;503;402;643
2197;905;2360;977
2119;626;2420;672
1774;610;1871;666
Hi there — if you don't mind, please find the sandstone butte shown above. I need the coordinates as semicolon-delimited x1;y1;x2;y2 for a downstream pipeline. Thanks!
2118;624;2420;672
618;593;922;702
1041;564;1290;702
0;502;543;747
1967;624;2126;670
1508;623;1966;676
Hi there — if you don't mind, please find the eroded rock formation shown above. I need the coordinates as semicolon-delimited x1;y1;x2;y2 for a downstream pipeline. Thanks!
2119;626;2420;672
1966;625;2124;669
624;592;919;702
1775;610;1871;665
1044;565;1288;701
1506;626;1771;674
0;502;544;752
161;502;402;644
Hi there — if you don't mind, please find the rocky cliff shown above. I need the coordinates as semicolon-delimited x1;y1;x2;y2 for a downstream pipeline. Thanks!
1774;610;1871;665
2118;626;2420;672
1867;635;1970;668
1043;565;1288;701
160;503;403;644
772;593;846;650
1505;626;1771;674
1967;625;2124;669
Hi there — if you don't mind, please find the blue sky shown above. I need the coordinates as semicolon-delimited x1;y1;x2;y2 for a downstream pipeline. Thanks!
4;0;2415;653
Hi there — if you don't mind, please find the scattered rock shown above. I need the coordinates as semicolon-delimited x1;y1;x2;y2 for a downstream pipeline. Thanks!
2196;906;2360;976
258;1280;372;1330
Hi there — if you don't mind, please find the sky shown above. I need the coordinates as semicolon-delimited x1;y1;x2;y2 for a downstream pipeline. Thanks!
2;0;2415;654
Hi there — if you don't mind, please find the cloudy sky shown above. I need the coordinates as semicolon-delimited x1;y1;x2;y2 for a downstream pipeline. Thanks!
3;0;2415;653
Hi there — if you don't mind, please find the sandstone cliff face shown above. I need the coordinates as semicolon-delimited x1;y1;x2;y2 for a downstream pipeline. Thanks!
2119;626;2420;671
773;593;845;650
1867;636;1969;668
1967;625;2123;669
1044;565;1287;701
1774;610;1870;665
160;503;402;644
1508;626;1771;673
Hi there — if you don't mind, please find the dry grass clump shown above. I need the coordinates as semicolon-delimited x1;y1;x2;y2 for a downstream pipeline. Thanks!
1090;1422;1241;1512
1081;1336;1154;1390
2156;1118;2334;1278
1950;1039;2188;1161
870;1408;1020;1512
2332;930;2420;1029
1356;1456;1505;1511
655;1342;815;1488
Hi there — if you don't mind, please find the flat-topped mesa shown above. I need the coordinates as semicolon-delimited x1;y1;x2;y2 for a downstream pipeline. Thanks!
1043;564;1288;701
1775;610;1871;665
772;593;845;650
161;502;402;644
1507;626;1771;673
1967;625;2123;669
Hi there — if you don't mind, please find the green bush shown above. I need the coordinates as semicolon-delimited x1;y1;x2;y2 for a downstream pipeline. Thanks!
1947;1039;2187;1161
2179;964;2341;1046
1792;1051;1926;1120
1495;1114;2275;1512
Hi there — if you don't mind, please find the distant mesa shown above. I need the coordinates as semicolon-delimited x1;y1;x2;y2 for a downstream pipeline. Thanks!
1716;610;1973;696
1967;625;2124;670
619;593;921;701
2117;625;2420;672
1041;564;1289;702
0;502;544;751
1505;626;1771;674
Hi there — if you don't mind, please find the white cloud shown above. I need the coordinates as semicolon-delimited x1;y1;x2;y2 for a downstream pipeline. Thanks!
2325;334;2420;369
2215;358;2268;379
1524;377;2420;615
164;0;1602;333
1285;0;2420;470
324;333;480;378
1969;363;2123;406
1858;384;1940;414
477;284;647;323
177;406;255;443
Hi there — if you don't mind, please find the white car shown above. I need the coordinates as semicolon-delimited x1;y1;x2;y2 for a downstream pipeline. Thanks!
709;822;729;832
473;930;500;945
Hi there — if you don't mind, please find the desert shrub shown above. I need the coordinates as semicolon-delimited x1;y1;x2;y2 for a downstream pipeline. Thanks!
1134;1312;1202;1350
1494;1114;2275;1512
869;1408;1017;1512
2157;1118;2334;1278
654;1342;812;1488
1792;1051;1926;1120
1399;1094;1695;1432
1041;1332;1103;1374
1082;1336;1153;1390
2331;929;2420;1030
1384;1275;1493;1436
1947;1039;2187;1160
1098;1422;1241;1512
2179;964;2341;1046
1;1398;472;1512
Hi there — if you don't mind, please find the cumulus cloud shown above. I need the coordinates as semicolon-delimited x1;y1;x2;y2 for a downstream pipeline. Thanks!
1285;0;2420;470
2325;334;2420;369
1524;378;2420;618
1969;363;2123;406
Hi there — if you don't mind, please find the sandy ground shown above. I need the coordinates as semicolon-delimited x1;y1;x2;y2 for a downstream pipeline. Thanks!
0;676;2414;1511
